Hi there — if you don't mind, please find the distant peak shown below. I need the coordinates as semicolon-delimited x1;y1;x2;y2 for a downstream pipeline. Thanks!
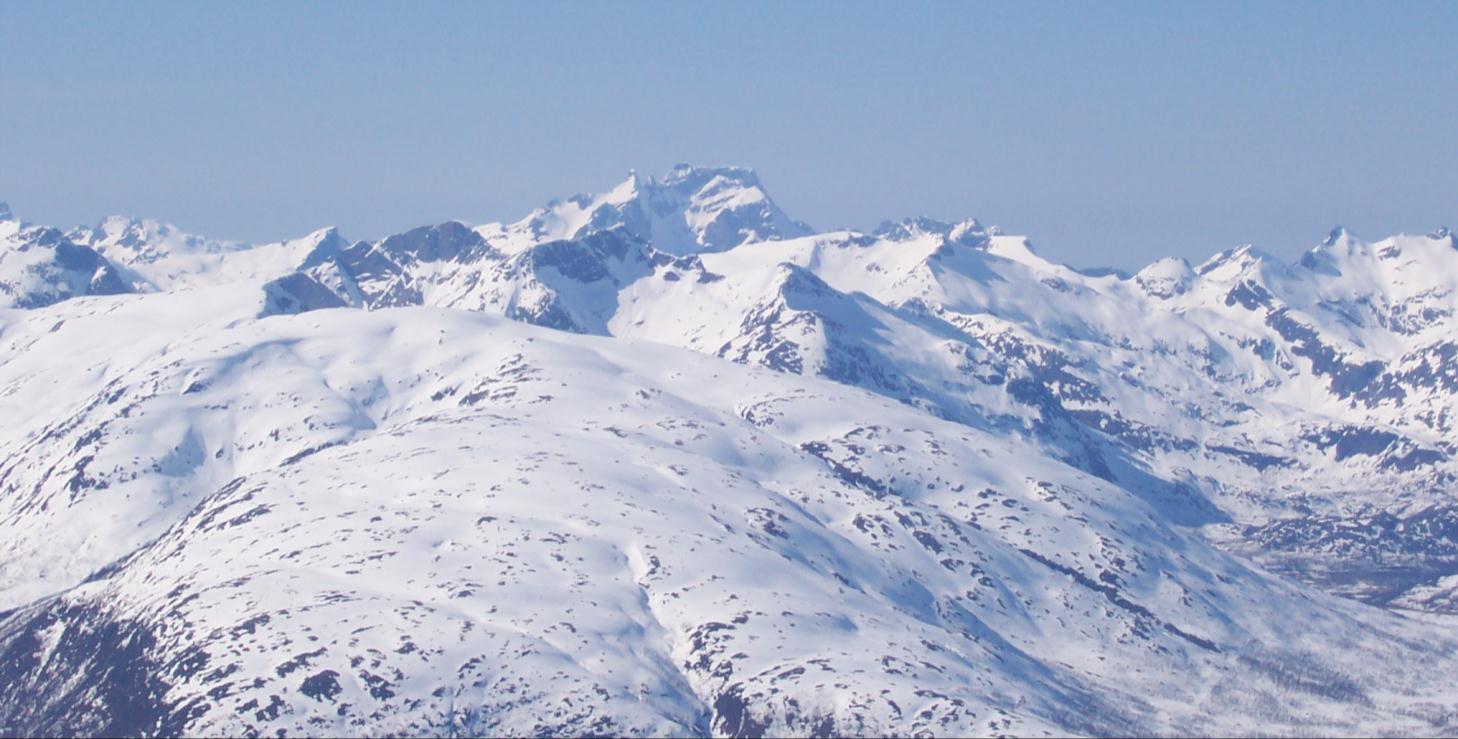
661;163;761;188
948;218;988;245
93;214;176;240
1195;244;1274;276
509;163;809;255
307;225;345;245
1134;256;1193;279
1321;225;1355;247
603;171;642;203
1134;256;1195;298
670;162;750;175
599;165;767;202
873;216;952;238
295;226;350;269
873;216;987;246
0;201;12;221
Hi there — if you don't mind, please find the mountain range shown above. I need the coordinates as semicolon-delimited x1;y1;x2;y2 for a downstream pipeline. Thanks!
2;166;1457;736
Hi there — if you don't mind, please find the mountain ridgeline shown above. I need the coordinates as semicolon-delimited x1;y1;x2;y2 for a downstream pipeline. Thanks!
1;168;1457;736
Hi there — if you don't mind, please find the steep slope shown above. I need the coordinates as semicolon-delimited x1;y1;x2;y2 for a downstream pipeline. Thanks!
13;170;1458;614
0;212;136;308
14;171;1458;610
5;168;1458;735
477;165;813;256
2;292;1457;736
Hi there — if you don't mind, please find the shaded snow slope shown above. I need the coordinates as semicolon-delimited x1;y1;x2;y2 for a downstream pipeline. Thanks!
4;169;1458;736
2;296;1457;736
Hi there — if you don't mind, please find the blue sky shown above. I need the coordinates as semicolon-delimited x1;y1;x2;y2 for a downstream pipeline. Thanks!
1;1;1454;268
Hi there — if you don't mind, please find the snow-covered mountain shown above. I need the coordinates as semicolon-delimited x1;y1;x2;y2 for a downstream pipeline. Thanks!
2;168;1457;736
0;212;136;308
477;164;813;256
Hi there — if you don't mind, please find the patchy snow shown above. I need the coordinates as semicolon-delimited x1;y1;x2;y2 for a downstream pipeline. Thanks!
4;169;1458;736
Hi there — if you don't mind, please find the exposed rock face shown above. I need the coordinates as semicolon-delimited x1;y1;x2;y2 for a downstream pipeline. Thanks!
4;171;1458;736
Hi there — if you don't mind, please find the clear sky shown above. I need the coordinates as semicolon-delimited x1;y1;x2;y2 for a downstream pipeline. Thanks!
2;1;1455;269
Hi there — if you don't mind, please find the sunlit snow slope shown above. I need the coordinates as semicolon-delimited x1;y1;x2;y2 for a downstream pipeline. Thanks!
1;173;1457;736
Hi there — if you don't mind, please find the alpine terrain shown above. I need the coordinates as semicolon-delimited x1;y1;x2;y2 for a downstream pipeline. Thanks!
2;165;1458;736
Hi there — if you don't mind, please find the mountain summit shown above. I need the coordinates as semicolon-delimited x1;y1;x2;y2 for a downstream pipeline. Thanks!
485;164;813;256
5;169;1458;736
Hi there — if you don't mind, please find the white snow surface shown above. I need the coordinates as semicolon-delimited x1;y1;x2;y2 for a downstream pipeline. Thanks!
2;168;1458;736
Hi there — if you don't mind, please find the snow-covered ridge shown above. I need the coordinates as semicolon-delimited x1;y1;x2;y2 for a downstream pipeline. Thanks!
476;164;813;256
3;168;1458;736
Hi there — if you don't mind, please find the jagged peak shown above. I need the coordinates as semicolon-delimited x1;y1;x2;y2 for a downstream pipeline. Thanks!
92;214;178;238
372;220;495;265
592;170;643;206
69;214;251;259
873;217;989;249
306;225;344;244
1194;243;1280;276
507;164;810;256
14;224;69;247
293;226;350;270
949;218;987;240
1321;225;1357;248
279;225;345;250
548;165;769;215
873;216;953;240
1303;225;1361;258
659;163;762;189
1428;225;1452;252
97;213;145;227
1300;226;1391;276
605;166;767;205
378;220;481;248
